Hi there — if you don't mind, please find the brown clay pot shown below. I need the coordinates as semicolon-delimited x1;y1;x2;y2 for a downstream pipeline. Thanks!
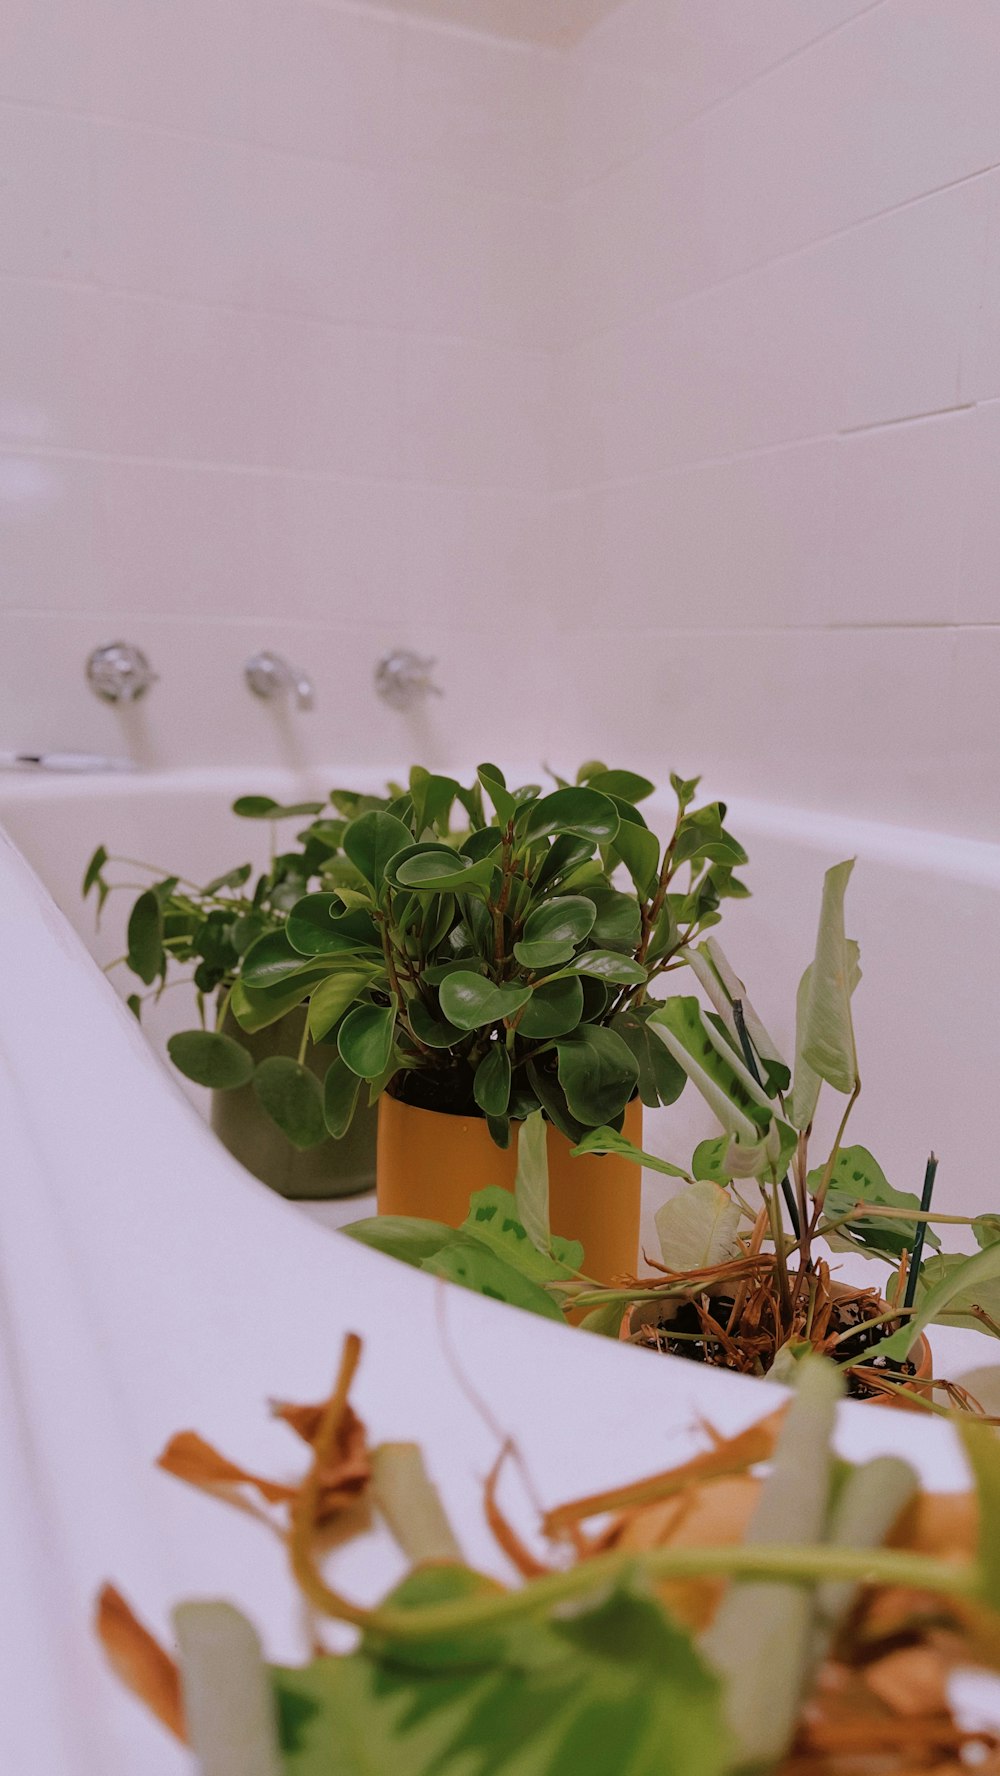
376;1093;642;1287
619;1282;933;1406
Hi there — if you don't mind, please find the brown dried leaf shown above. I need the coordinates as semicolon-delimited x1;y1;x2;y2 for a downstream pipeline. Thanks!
157;1430;297;1508
542;1407;783;1538
484;1445;551;1580
95;1585;186;1742
599;1474;761;1631
864;1646;951;1717
158;1404;370;1527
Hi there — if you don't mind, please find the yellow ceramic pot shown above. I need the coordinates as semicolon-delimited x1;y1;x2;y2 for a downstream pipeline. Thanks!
377;1093;642;1286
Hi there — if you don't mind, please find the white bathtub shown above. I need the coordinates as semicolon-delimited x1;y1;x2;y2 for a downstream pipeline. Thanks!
1;765;998;1775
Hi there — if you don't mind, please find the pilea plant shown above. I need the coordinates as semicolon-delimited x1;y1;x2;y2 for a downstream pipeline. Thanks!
262;763;749;1149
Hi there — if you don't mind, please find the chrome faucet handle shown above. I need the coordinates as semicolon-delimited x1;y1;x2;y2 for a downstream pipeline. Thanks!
85;641;158;704
374;649;442;712
244;651;314;712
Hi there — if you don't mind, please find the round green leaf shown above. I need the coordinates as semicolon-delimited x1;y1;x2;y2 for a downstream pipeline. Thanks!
286;894;379;958
516;974;584;1039
408;998;466;1049
438;972;533;1031
338;1002;397;1079
560;950;647;985
342;810;413;888
307;967;378;1043
473;1043;511;1116
393;845;496;895
513;895;596;970
126;889;163;986
522;787;620;846
232;795;324;819
476;762;516;824
555;1025;639;1127
252;1056;327;1149
534;833;595;892
322;1056;362;1139
167;1029;254;1090
241;928;321;989
582;768;655;803
587;887;642;952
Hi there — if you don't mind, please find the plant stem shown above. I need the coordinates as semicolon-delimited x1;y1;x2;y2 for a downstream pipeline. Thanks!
309;1536;977;1645
732;998;800;1240
903;1153;939;1313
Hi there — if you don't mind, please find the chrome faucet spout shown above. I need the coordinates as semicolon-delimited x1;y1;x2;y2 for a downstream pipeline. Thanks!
244;652;315;712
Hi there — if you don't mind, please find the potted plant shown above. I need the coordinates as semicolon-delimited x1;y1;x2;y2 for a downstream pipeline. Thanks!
275;763;749;1281
567;858;1000;1404
83;784;394;1200
99;1337;1000;1774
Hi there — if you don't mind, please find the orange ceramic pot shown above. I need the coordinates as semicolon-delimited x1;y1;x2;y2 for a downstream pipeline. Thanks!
377;1093;642;1287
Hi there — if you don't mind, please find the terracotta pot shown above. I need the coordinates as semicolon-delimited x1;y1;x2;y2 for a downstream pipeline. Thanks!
210;1008;377;1201
619;1283;933;1405
377;1093;642;1287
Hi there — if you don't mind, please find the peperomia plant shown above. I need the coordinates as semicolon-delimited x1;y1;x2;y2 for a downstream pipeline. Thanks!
84;765;748;1156
568;858;1000;1404
84;784;395;1147
265;763;749;1149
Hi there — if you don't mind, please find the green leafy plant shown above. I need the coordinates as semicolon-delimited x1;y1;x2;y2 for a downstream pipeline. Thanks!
85;766;746;1160
100;1345;1000;1774
83;785;395;1151
267;762;748;1149
569;857;1000;1406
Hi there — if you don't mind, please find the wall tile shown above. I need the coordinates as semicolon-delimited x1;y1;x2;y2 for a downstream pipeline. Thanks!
399;180;556;349
255;154;403;328
399;22;558;200
0;280;99;450
962;166;1000;401
92;294;261;463
672;0;1000;286
93;126;260;306
400;484;551;628
0;454;100;612
255;316;402;478
90;0;255;139
584;0;885;131
572;440;836;628
832;175;990;433
402;335;550;490
92;462;272;621
946;626;1000;840
957;401;1000;625
253;474;404;626
253;0;402;167
0;0;93;109
0;108;92;282
830;410;972;628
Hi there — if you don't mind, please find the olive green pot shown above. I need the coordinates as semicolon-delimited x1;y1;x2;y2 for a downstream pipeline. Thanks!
210;1008;376;1201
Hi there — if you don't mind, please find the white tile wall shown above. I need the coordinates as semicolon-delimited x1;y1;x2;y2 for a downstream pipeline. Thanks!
2;0;999;846
555;0;1000;843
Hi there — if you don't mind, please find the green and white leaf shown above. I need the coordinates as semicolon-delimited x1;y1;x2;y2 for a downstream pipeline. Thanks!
877;1240;1000;1360
647;997;766;1142
793;860;860;1106
514;1109;550;1256
700;1357;842;1770
655;1181;742;1272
